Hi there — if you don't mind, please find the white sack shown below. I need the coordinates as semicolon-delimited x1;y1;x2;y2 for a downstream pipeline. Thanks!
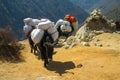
55;19;71;32
47;27;57;34
28;19;40;27
55;19;70;28
24;18;32;24
64;21;70;26
66;25;72;32
28;20;34;26
60;24;66;32
32;19;41;26
40;18;49;22
31;29;44;44
54;19;64;28
36;20;54;30
64;21;71;32
51;31;59;41
23;25;32;35
60;24;72;32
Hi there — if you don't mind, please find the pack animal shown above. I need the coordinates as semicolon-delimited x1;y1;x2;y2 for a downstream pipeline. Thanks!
37;31;54;67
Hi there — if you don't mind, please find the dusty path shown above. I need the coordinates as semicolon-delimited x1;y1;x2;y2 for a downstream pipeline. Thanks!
0;39;120;80
90;33;120;51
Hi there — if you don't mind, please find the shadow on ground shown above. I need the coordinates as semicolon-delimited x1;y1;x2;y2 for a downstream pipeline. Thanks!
46;61;76;75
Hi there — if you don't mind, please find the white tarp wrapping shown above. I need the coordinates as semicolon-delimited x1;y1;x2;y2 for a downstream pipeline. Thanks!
23;18;32;24
24;18;58;42
55;19;70;28
32;19;41;26
54;19;64;28
64;20;70;26
47;27;57;34
66;25;72;32
60;24;72;32
51;31;59;41
55;19;72;32
31;29;44;44
24;18;41;27
36;20;54;30
28;19;41;27
23;25;32;35
60;24;66;32
40;18;49;22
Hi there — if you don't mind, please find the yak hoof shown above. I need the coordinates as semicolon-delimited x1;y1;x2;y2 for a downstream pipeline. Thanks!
44;60;49;67
31;50;33;53
34;51;38;56
48;58;52;62
44;63;49;67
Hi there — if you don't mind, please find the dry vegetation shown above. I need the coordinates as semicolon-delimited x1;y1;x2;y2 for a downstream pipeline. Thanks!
0;28;24;62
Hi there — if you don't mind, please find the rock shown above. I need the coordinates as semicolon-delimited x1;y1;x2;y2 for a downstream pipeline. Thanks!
62;45;69;49
98;44;103;47
75;9;116;43
69;43;77;48
66;36;76;45
94;43;97;46
116;31;120;34
81;42;90;46
96;39;100;42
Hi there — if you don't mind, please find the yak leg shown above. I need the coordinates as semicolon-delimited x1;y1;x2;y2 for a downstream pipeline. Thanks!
44;42;54;63
28;37;34;53
38;42;49;67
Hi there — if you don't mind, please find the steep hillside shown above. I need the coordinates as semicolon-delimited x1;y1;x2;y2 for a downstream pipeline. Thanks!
87;0;120;21
71;0;120;21
70;0;100;12
89;0;120;12
0;0;88;39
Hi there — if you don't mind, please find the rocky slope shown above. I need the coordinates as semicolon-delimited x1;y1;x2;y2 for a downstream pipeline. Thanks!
62;9;117;48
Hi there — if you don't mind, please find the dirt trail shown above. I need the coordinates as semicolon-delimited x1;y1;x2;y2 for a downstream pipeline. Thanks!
90;33;120;51
0;34;120;80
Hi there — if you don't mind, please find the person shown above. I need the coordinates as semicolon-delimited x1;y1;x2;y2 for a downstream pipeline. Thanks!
64;14;78;35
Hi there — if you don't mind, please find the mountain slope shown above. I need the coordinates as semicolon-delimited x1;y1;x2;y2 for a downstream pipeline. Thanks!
70;0;120;21
90;0;120;21
0;0;89;39
70;0;100;12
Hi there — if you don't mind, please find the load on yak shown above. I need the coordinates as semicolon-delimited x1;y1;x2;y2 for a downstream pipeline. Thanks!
55;14;78;38
23;18;58;67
